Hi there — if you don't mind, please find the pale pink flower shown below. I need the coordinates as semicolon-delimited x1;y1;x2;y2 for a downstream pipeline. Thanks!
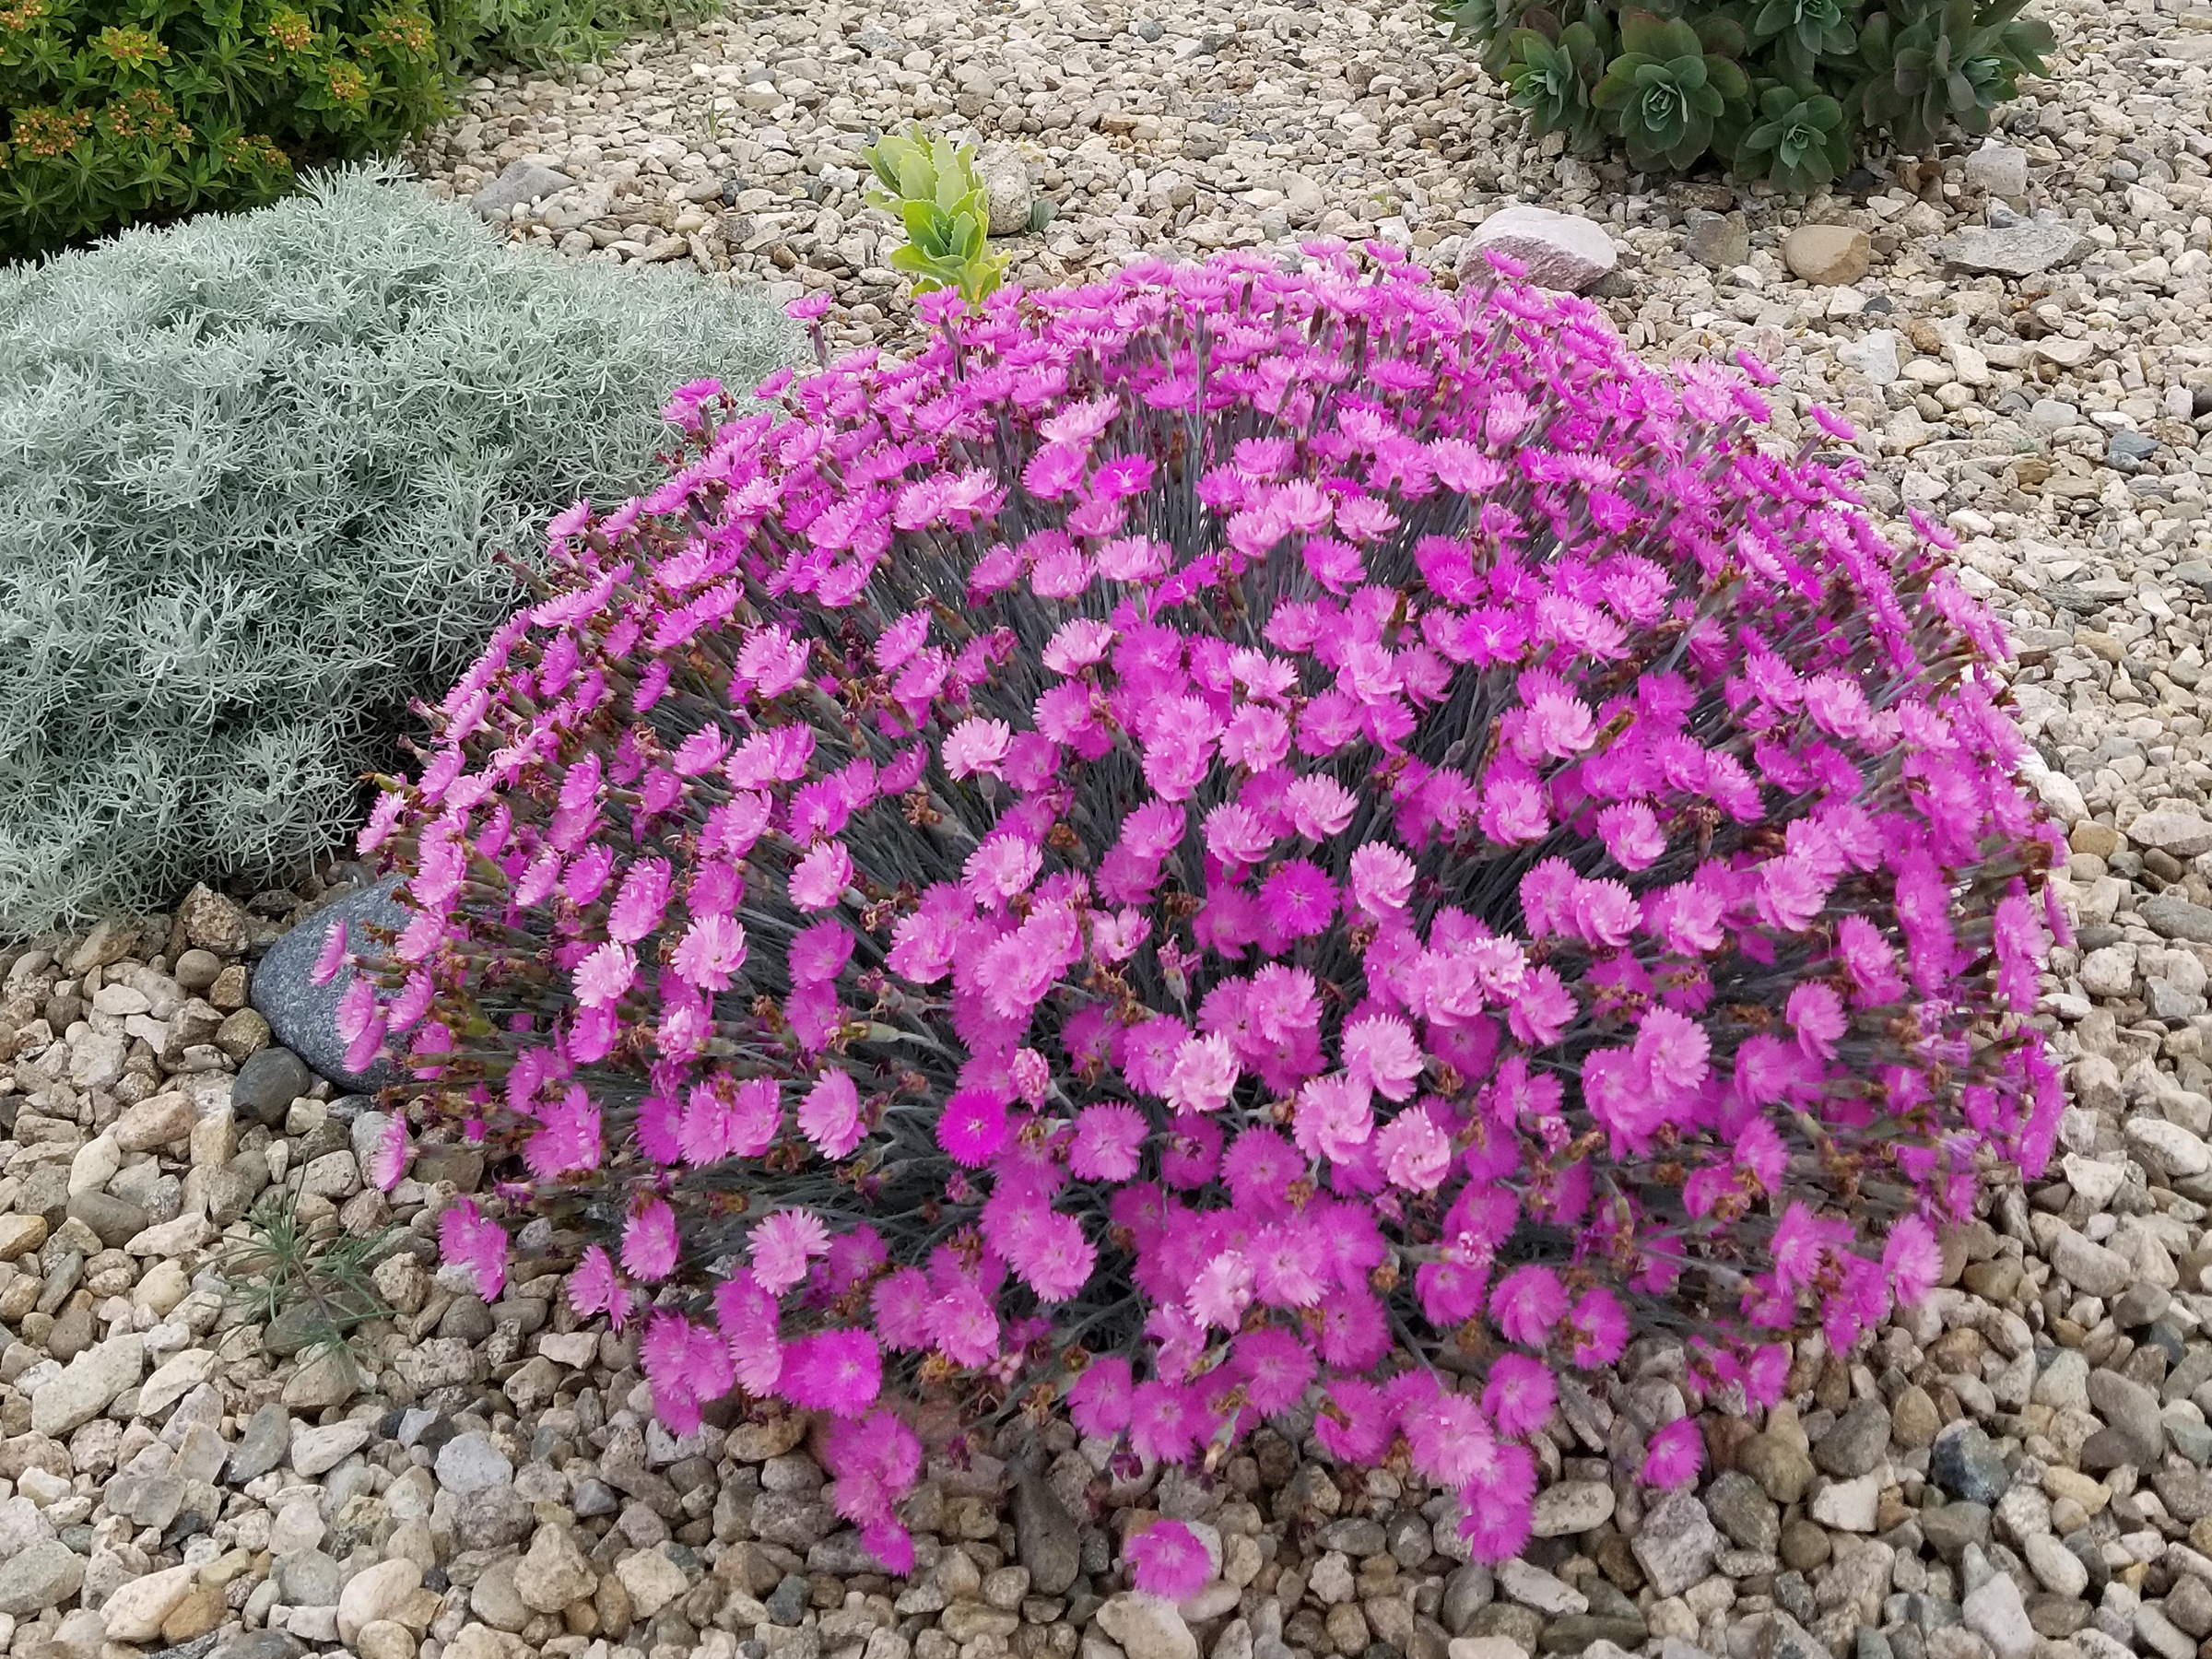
1377;1106;1451;1193
672;913;748;992
789;841;854;912
800;1069;865;1158
943;717;1013;780
573;941;638;1009
751;1208;831;1294
1165;1033;1241;1113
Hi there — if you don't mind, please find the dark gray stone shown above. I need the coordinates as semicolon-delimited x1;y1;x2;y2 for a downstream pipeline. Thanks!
1707;1471;1780;1554
1930;1426;2010;1504
2144;896;2212;945
764;1574;809;1625
252;878;408;1091
2087;1369;2165;1465
1441;1562;1495;1635
230;1046;312;1127
65;1191;148;1249
1012;1473;1079;1596
226;1403;293;1483
1920;1501;1992;1560
1816;1399;1893;1479
212;1630;306;1659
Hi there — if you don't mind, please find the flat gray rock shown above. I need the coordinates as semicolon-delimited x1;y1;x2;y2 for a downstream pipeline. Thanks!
252;877;406;1091
1939;222;2088;276
469;159;578;221
2144;895;2212;944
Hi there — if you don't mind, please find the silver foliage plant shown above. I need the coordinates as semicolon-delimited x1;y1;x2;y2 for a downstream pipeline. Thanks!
0;163;800;937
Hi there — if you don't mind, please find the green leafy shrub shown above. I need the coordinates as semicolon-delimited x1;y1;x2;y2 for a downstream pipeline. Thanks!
862;123;1008;305
0;163;799;938
0;0;448;254
1439;0;2053;194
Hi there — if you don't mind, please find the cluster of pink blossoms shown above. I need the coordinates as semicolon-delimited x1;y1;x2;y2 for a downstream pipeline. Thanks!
344;244;2065;1581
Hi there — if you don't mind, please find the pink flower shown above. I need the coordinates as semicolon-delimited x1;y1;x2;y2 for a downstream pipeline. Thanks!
1234;1325;1314;1414
1071;1103;1147;1180
964;835;1043;910
1641;1417;1704;1488
440;1198;507;1300
568;1243;621;1320
788;841;853;912
800;1070;865;1159
1376;1106;1451;1193
751;1208;831;1293
1566;1287;1630;1367
673;913;747;991
308;920;349;987
1069;1355;1134;1438
623;1198;680;1281
1787;981;1848;1060
1295;1074;1374;1163
1490;1265;1568;1348
1165;1033;1240;1113
572;941;637;1008
1127;1522;1212;1600
779;1328;881;1416
1883;1214;1943;1304
938;1090;1009;1168
1342;1014;1424;1101
1347;843;1415;917
1187;1250;1255;1330
944;717;1013;780
608;856;672;943
1481;1354;1556;1437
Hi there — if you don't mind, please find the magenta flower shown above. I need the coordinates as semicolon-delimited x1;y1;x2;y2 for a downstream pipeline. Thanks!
1127;1521;1213;1601
621;1197;679;1282
308;919;349;988
779;1328;881;1416
1641;1417;1705;1488
938;1090;1009;1168
799;1070;865;1159
439;1198;507;1300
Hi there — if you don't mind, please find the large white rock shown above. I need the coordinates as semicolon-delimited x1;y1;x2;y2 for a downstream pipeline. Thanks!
100;1564;195;1642
31;1334;143;1438
1097;1593;1197;1659
1459;206;1618;293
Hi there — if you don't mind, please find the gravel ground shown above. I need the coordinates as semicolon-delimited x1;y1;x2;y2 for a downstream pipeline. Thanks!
5;5;2212;1659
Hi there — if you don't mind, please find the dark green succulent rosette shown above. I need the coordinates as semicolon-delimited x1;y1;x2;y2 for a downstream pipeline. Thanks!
1852;0;2053;150
1747;0;1858;79
1592;10;1752;172
1733;78;1850;192
1501;12;1616;153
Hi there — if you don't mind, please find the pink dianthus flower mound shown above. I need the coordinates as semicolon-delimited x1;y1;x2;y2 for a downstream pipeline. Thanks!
363;249;2062;1577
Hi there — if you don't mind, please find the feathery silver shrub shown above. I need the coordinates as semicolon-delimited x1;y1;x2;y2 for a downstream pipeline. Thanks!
0;164;799;938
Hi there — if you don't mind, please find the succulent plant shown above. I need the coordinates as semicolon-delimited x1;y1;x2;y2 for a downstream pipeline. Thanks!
1502;16;1615;152
1592;11;1751;172
1747;0;1858;78
862;123;1010;307
1734;79;1850;192
1853;0;2053;150
1439;0;2047;190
